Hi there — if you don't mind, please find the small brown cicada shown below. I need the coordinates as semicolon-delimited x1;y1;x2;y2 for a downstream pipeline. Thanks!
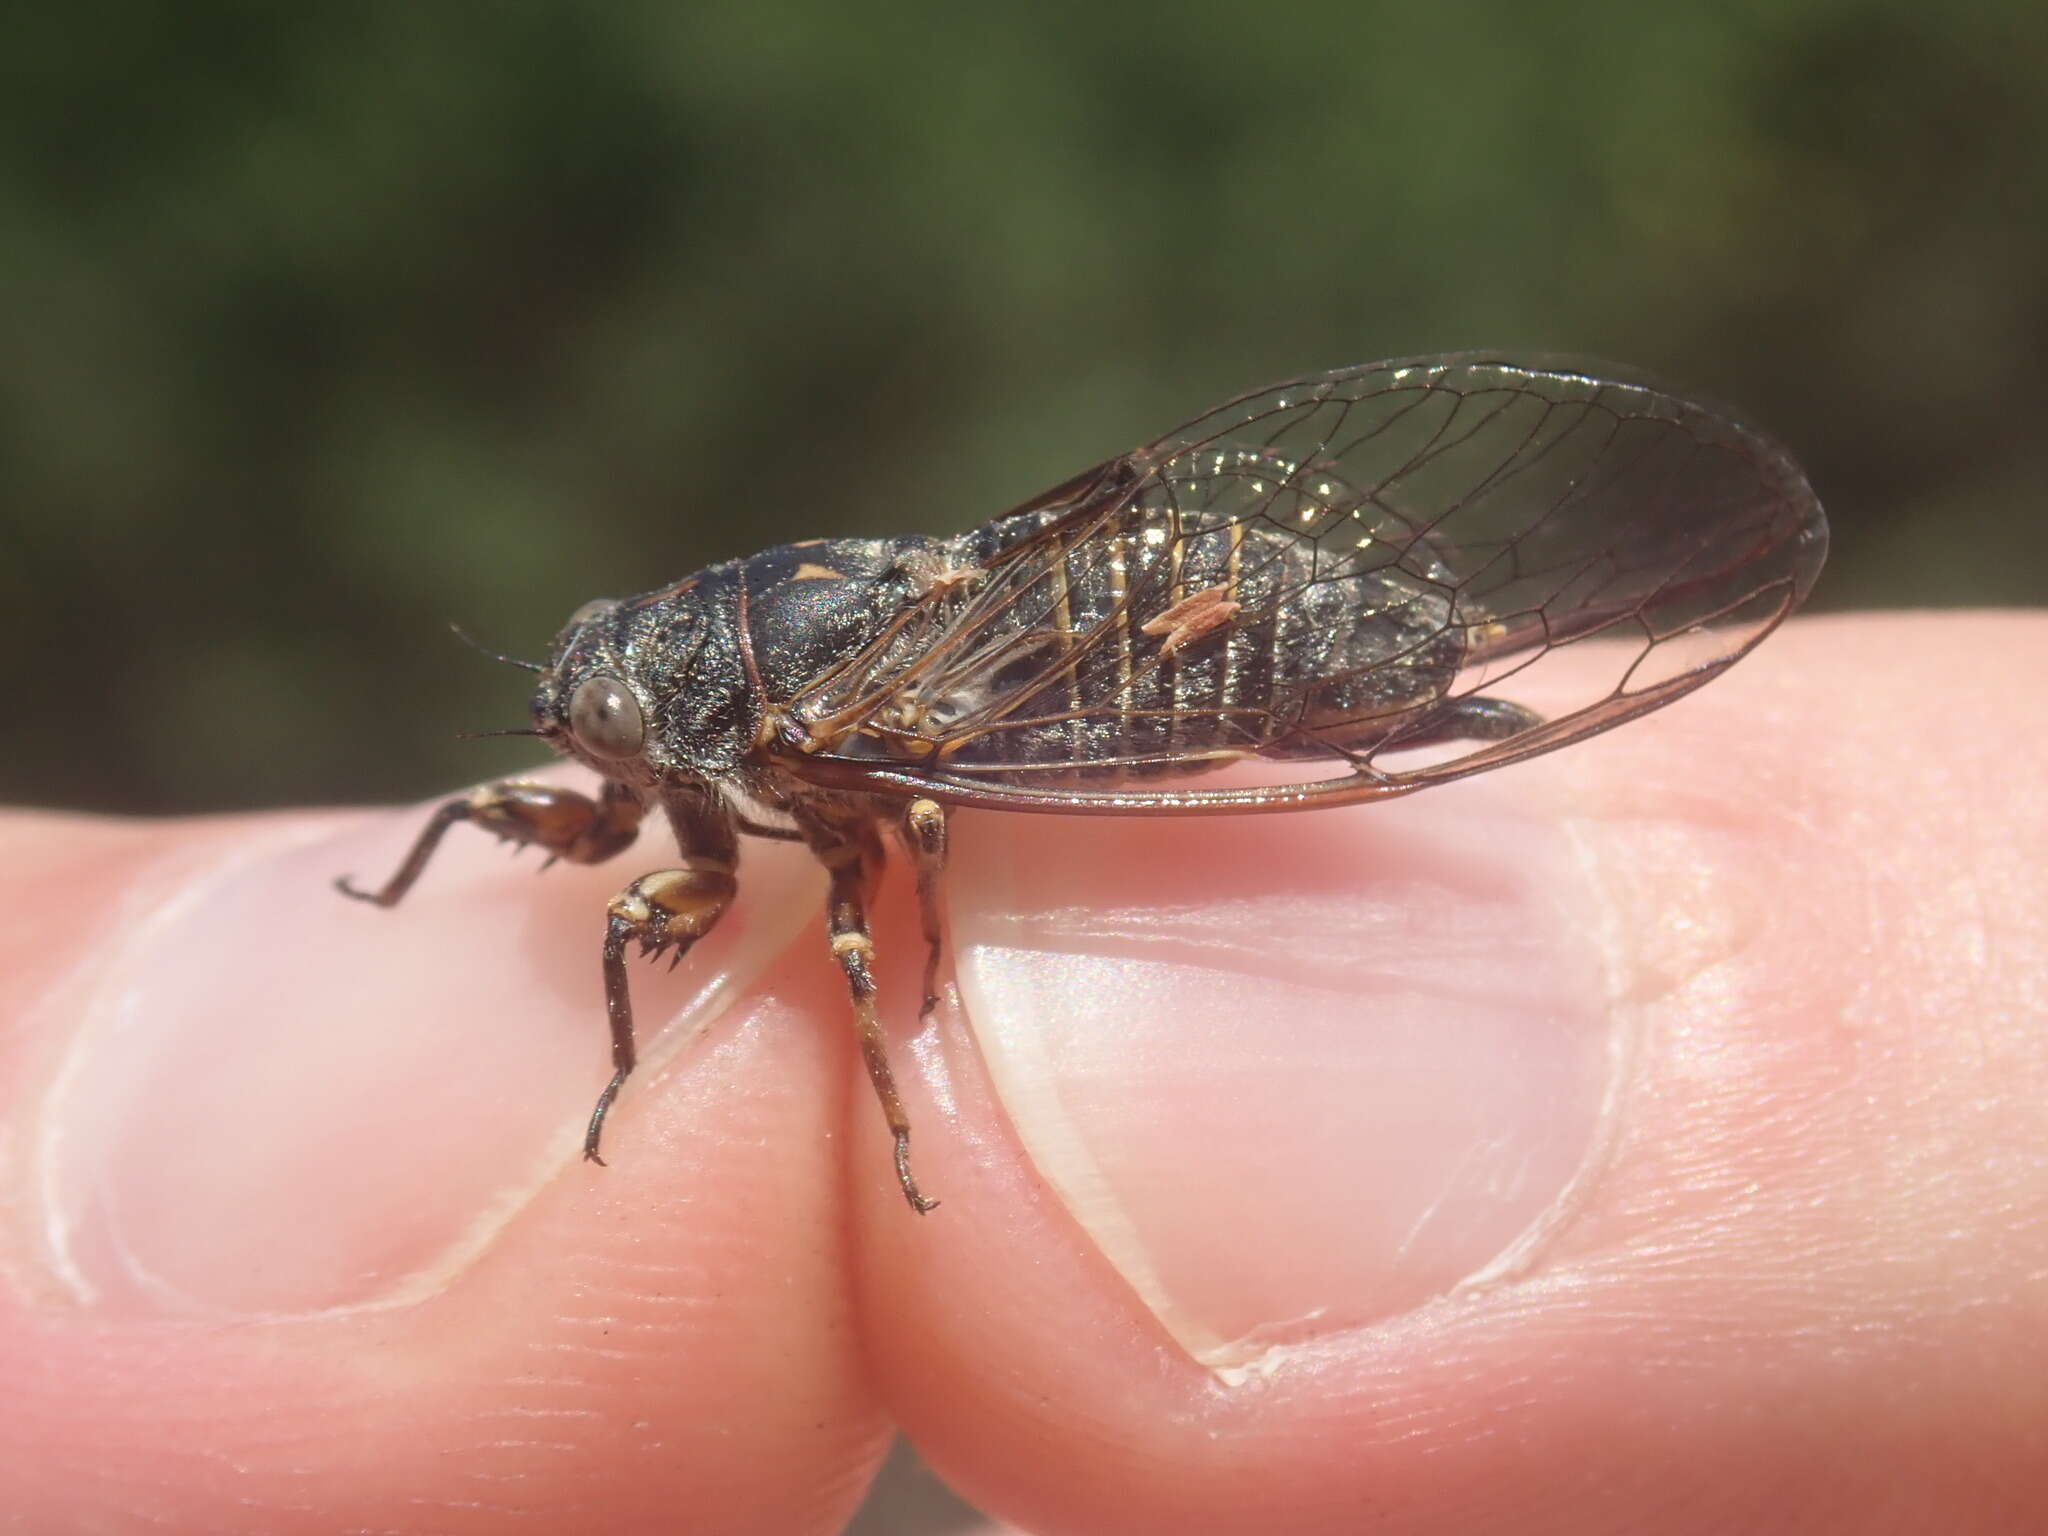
339;355;1827;1212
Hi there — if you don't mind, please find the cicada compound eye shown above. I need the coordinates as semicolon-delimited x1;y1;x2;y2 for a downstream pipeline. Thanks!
568;674;646;760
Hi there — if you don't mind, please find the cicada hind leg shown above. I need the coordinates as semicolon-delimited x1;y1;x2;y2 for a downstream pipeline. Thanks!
1279;693;1547;765
798;800;943;1215
1388;695;1546;748
904;798;950;1019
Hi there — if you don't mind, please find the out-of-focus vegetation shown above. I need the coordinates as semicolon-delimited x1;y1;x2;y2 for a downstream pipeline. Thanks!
4;1;2043;812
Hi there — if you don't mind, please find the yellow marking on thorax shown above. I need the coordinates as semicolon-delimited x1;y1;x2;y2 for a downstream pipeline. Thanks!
922;564;982;599
792;562;845;580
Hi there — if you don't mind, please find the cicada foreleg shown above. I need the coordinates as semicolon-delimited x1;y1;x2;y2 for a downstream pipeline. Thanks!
336;777;646;907
803;808;940;1214
584;793;739;1164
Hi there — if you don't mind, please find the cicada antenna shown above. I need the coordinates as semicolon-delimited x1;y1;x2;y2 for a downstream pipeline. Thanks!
448;620;544;673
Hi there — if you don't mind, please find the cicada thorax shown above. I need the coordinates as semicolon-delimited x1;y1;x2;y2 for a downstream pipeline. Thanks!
738;535;955;698
737;533;1004;764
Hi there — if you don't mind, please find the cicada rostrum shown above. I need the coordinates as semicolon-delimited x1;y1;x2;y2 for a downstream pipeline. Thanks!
338;354;1828;1212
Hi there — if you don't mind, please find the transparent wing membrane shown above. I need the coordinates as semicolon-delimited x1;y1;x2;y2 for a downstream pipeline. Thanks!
779;356;1826;814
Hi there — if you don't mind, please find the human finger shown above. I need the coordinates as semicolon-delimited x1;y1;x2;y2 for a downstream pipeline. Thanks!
0;800;888;1534
849;614;2048;1534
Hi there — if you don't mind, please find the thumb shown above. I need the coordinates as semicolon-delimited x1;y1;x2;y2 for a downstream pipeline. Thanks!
0;801;888;1533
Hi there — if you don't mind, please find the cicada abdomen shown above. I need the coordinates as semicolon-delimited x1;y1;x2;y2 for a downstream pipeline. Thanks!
789;357;1824;803
921;463;1466;782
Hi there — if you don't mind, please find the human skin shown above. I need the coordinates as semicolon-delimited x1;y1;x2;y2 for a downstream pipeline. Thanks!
0;613;2043;1534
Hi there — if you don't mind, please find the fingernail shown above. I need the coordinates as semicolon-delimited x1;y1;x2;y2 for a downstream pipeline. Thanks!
31;797;818;1318
947;786;1618;1376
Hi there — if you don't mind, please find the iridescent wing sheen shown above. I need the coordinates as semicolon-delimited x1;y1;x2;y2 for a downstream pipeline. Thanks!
774;355;1828;815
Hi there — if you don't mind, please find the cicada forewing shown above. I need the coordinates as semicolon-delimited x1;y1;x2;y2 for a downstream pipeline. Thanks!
776;355;1827;814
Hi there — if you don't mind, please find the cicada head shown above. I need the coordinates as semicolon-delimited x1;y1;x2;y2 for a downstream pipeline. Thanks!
531;578;757;787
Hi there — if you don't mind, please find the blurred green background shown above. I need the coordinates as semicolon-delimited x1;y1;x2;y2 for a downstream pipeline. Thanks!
5;0;2044;815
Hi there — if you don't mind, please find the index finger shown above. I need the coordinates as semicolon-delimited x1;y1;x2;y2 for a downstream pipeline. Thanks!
850;613;2048;1534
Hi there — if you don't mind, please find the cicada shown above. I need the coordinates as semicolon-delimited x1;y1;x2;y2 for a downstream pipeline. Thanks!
339;355;1827;1211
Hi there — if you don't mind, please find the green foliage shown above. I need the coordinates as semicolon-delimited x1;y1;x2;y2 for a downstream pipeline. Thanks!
4;0;2043;810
